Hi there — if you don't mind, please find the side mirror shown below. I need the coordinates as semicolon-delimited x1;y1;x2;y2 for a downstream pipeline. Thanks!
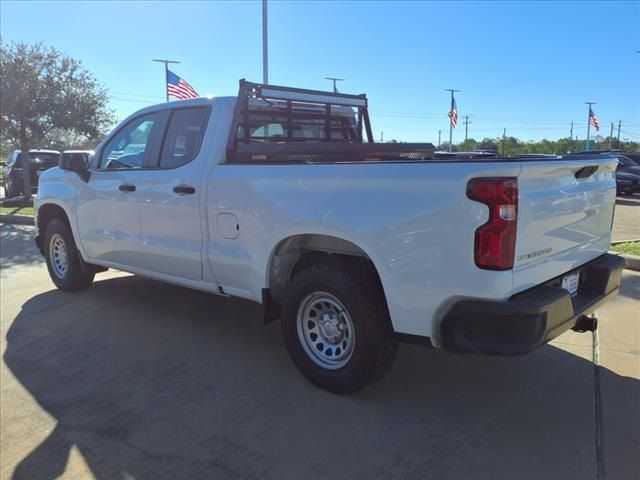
60;151;91;182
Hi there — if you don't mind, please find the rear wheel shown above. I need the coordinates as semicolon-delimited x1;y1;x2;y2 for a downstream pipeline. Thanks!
44;219;94;291
281;262;398;393
4;178;17;198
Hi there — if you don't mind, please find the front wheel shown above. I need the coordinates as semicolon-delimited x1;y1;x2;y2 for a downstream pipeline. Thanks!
44;218;95;291
281;262;398;393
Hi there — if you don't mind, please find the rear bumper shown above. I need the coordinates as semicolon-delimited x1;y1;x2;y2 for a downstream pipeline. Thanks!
441;253;625;355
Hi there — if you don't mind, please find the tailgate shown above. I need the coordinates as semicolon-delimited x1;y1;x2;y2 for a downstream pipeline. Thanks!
513;156;618;292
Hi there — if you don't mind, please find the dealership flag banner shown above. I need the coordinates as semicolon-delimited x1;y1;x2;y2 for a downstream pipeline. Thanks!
167;70;198;99
448;97;458;128
589;107;600;132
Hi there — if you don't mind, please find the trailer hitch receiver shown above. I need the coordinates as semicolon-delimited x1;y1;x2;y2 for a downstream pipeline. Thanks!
572;315;598;333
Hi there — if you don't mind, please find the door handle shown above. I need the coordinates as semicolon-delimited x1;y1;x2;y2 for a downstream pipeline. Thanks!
173;185;196;195
119;184;136;192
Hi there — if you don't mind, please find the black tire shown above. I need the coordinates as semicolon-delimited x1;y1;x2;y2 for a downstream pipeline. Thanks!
281;261;398;394
4;179;17;198
44;218;95;291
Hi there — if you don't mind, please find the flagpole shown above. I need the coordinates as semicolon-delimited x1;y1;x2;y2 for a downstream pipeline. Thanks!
153;59;180;102
262;0;268;84
445;89;460;152
585;101;596;151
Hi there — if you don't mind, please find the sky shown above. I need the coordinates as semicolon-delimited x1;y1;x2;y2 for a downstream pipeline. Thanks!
2;0;639;144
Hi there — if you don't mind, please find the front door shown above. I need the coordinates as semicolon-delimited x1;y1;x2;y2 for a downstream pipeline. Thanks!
76;111;167;270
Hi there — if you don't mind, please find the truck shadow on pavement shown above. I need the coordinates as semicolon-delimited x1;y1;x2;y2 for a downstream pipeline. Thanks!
4;275;639;480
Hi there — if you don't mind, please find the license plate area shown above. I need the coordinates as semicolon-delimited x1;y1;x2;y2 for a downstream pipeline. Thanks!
561;272;580;297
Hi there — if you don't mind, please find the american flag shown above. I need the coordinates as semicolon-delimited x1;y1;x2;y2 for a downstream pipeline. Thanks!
167;70;198;99
448;97;458;128
589;107;600;132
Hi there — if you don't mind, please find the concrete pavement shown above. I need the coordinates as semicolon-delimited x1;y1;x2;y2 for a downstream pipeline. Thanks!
613;196;640;242
1;224;639;480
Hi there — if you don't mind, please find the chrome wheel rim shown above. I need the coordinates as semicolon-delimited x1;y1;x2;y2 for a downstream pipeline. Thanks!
49;234;68;279
296;292;355;370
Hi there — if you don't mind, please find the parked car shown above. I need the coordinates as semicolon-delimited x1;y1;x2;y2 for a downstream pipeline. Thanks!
34;80;624;393
510;154;561;159
616;170;640;195
602;150;640;164
568;149;640;165
60;150;93;169
433;151;498;159
615;155;640;175
2;149;60;197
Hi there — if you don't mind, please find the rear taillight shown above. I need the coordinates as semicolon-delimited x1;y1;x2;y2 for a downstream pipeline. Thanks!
467;177;518;270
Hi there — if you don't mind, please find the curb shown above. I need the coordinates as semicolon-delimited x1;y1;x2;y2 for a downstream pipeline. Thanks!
612;239;640;245
0;214;34;226
612;253;640;272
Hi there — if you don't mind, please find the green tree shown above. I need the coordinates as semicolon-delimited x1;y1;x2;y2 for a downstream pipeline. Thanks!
458;138;478;152
500;136;522;156
0;40;113;198
477;138;499;152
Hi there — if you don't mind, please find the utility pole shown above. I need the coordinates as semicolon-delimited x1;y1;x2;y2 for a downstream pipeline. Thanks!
438;130;442;149
609;122;614;150
380;131;384;142
444;89;460;152
617;120;622;148
152;59;180;101
262;0;269;84
325;77;344;93
585;102;596;151
502;128;507;156
463;115;471;142
570;121;574;153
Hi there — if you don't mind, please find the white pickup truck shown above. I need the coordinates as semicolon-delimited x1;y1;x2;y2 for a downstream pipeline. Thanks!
35;81;625;393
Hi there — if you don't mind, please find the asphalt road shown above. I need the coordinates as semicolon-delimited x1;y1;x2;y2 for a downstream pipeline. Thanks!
1;224;639;480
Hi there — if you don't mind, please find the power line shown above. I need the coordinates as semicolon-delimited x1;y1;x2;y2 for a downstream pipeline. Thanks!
325;77;344;93
111;96;157;104
112;91;164;100
463;115;472;141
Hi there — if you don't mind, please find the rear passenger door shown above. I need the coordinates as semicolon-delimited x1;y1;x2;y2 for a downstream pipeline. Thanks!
135;106;211;281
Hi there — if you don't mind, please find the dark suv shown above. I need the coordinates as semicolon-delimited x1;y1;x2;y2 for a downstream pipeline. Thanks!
2;150;60;198
616;155;640;195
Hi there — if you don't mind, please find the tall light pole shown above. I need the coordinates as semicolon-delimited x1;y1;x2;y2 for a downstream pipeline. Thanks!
570;121;574;153
325;77;344;93
585;101;596;151
609;122;614;150
152;59;180;101
617;120;622;148
262;0;269;84
445;89;460;152
502;128;507;156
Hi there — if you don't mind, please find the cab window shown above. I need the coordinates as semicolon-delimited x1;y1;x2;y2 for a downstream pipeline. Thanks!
100;113;163;169
158;107;209;169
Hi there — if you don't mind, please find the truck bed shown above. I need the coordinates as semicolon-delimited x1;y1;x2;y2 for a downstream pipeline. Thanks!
230;142;437;164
